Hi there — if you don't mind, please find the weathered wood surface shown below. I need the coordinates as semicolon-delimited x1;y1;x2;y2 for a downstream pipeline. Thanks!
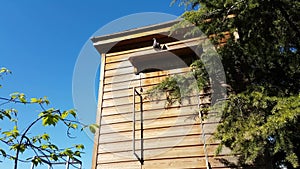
93;25;237;168
97;144;232;163
98;134;220;154
99;124;206;143
104;67;190;85
92;53;107;169
97;155;238;169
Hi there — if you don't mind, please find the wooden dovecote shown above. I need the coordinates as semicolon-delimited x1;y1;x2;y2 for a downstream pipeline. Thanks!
91;20;239;169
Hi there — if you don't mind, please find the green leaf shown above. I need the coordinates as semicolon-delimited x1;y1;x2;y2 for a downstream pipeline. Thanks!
41;144;48;150
60;148;73;157
30;98;38;103
70;123;78;129
42;114;60;126
10;92;19;99
2;125;19;138
43;96;50;105
31;157;42;166
9;92;27;103
75;144;84;150
41;133;50;141
50;153;58;161
89;125;96;134
0;148;7;157
18;93;26;103
49;144;58;150
68;109;77;118
89;124;99;134
74;150;81;157
19;144;26;153
0;67;11;74
61;111;69;119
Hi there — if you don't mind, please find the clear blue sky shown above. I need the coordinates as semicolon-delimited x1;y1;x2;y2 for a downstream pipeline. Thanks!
0;1;185;168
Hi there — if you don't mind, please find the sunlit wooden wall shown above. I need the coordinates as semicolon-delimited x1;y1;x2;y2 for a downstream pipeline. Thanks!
91;21;238;169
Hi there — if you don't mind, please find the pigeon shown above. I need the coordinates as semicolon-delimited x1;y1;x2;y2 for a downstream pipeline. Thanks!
152;38;161;49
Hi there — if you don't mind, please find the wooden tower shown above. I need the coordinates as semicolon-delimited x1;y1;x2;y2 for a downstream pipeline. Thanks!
91;20;237;169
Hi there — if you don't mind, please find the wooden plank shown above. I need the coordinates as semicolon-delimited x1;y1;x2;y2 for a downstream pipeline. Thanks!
104;73;137;85
101;97;171;109
103;86;157;99
104;67;190;85
105;60;132;70
143;156;238;169
97;156;239;169
105;66;134;77
103;87;135;99
92;53;106;169
97;161;140;169
99;124;203;143
103;90;210;116
102;104;217;121
104;66;190;79
101;113;199;128
98;123;219;145
103;75;168;92
97;161;141;169
106;52;131;63
99;116;219;135
102;95;210;109
97;145;231;164
103;67;190;89
147;144;232;159
103;71;203;93
100;114;199;134
101;100;200;116
101;106;198;124
98;134;220;154
102;85;207;100
100;102;191;117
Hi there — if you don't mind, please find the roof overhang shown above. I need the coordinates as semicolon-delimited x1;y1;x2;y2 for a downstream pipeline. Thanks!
91;20;182;54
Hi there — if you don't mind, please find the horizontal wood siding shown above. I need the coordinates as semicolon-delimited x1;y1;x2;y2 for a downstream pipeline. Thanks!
95;38;237;168
97;155;238;169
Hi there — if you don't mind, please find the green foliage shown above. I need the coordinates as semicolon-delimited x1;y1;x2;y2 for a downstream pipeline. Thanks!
0;67;11;88
2;126;19;139
175;0;300;93
146;75;186;106
0;69;98;169
88;124;99;134
149;0;300;168
215;87;300;167
30;97;50;105
146;59;210;107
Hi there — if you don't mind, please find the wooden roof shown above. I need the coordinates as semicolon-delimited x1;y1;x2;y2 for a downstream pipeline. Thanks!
91;20;181;54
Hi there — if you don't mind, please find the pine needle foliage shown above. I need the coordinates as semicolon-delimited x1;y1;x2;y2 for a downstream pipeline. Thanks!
148;0;300;168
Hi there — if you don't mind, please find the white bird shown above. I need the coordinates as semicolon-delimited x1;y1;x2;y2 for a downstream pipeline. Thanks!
152;38;161;49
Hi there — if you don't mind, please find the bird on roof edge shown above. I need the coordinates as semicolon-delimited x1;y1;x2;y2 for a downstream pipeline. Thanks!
153;38;169;50
153;38;161;49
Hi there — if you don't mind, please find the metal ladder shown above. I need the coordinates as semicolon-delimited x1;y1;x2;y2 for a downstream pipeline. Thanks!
197;93;211;169
132;87;144;165
132;85;211;168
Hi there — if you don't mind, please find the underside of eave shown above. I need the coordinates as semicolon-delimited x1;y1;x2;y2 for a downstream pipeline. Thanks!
91;20;182;54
